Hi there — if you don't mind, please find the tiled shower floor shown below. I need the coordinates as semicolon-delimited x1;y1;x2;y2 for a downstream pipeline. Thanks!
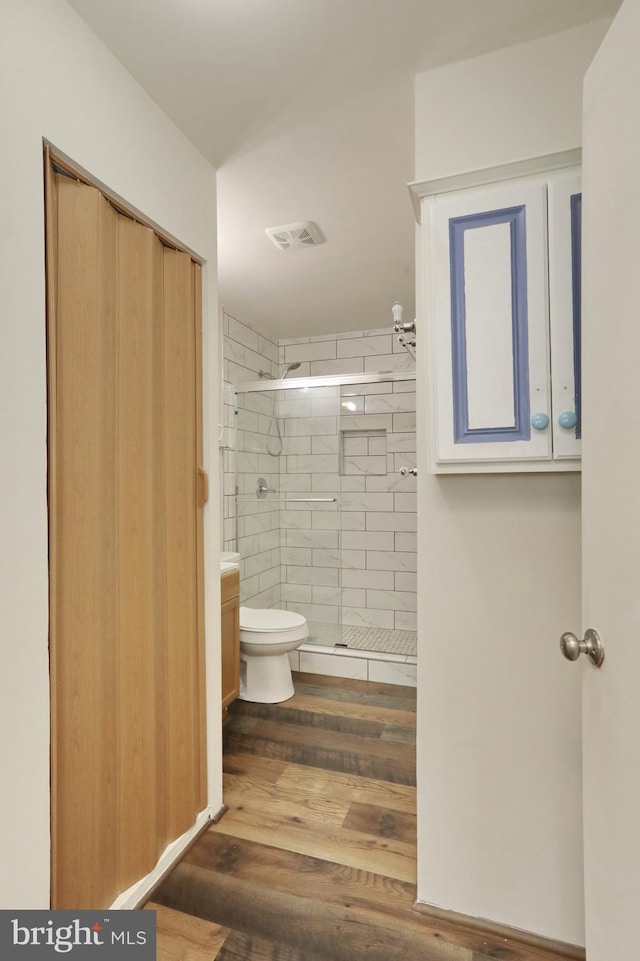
304;621;417;657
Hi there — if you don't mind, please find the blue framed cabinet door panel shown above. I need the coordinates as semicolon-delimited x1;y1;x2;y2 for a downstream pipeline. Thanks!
428;178;552;467
548;169;582;461
418;160;583;474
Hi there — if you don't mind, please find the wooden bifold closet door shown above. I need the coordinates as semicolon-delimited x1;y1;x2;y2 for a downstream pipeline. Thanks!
46;162;207;909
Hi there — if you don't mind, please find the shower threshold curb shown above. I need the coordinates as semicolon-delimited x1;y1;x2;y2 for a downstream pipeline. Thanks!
299;642;416;665
291;643;417;688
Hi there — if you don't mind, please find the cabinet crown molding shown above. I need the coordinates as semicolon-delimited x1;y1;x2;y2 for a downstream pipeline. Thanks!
408;148;582;223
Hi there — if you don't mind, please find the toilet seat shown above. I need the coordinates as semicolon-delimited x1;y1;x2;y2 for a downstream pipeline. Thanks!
239;607;307;644
240;607;306;630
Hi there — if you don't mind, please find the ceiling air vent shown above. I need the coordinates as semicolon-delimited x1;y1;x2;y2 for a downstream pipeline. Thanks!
265;221;325;251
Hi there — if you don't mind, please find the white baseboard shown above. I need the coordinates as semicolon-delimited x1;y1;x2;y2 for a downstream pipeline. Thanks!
109;805;222;910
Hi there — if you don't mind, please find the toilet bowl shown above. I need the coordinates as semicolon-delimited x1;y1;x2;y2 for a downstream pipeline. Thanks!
239;607;308;703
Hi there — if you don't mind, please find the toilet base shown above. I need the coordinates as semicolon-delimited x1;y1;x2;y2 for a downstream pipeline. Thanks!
239;651;295;703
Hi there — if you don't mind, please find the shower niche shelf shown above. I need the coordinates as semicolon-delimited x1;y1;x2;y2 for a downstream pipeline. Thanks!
339;428;387;476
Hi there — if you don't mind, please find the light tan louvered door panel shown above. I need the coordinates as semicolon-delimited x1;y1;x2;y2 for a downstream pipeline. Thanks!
46;163;206;910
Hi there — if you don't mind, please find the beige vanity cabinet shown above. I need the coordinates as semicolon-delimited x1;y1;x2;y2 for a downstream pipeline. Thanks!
221;568;240;710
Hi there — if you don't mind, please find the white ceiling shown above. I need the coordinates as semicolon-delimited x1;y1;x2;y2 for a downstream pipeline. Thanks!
67;0;620;340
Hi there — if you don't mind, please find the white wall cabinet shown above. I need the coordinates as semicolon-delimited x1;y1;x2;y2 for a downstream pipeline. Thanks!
414;156;581;472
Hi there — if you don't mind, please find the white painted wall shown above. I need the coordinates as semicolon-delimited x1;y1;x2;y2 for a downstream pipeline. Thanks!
416;20;608;183
415;21;610;946
0;0;220;909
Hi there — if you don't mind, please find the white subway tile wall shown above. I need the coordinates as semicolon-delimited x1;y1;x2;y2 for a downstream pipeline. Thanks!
224;315;417;649
276;378;416;633
222;311;282;608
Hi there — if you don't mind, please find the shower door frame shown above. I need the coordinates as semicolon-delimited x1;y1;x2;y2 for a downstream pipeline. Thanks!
234;370;417;537
234;369;416;397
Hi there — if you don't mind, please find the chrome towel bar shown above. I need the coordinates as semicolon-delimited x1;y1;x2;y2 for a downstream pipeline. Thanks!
284;497;337;503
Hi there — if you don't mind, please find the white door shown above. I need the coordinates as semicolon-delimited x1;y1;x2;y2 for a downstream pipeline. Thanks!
581;2;640;956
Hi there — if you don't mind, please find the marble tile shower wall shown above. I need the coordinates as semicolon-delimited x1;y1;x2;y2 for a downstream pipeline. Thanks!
222;310;282;608
278;326;415;377
278;380;417;631
223;314;417;625
277;327;416;631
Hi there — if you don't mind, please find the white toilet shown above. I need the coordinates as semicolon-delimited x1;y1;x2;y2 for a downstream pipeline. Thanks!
238;607;308;703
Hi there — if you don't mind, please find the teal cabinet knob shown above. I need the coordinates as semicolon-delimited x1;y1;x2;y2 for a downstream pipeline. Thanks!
559;411;578;430
531;413;550;431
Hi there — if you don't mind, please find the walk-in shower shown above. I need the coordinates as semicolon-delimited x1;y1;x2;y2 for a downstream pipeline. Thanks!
229;370;417;658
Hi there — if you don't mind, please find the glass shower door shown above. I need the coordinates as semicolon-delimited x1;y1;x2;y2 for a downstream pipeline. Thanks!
336;377;418;652
233;383;343;642
278;383;342;644
232;371;417;656
233;388;282;611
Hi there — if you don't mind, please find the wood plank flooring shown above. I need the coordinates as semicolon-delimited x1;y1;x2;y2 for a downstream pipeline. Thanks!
149;672;582;961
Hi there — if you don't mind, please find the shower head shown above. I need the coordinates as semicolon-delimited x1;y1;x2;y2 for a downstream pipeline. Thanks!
258;370;276;380
280;362;301;379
